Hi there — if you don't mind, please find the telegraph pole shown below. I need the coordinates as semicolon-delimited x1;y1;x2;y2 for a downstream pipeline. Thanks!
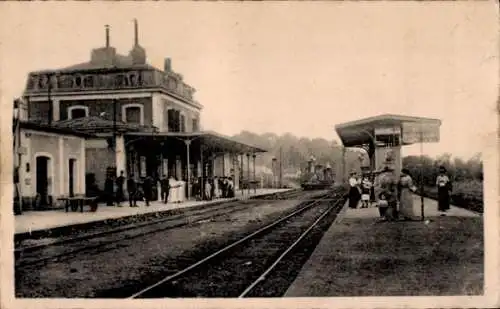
279;146;283;188
420;127;425;221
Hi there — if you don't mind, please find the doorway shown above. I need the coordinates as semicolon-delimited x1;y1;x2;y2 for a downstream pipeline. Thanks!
69;158;76;197
36;156;50;207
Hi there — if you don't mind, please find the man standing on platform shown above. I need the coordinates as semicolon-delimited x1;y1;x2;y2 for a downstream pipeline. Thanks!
374;161;399;221
127;174;138;207
115;170;125;207
160;174;170;204
143;175;153;206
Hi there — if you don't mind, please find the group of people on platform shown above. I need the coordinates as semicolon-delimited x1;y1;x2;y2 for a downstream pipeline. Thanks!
191;176;235;201
103;171;235;208
348;165;452;221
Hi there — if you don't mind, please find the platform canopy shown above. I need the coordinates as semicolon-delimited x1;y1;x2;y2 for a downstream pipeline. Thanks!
335;114;442;148
125;130;267;154
54;116;156;135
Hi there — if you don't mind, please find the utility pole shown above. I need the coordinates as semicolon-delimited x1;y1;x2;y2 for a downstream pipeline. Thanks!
420;127;425;221
279;146;283;188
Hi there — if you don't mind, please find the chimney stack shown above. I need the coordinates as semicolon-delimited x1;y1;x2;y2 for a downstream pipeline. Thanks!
105;25;110;47
164;58;172;72
134;19;139;46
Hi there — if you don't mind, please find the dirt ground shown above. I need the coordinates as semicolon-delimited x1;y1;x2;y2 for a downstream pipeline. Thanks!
285;216;484;296
16;198;313;298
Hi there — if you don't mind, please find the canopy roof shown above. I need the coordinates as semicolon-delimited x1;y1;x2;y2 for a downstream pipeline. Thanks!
335;114;441;147
125;131;267;154
17;120;95;138
54;116;156;134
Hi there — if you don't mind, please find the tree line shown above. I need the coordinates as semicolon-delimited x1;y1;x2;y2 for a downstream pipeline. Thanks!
231;130;365;181
232;131;483;212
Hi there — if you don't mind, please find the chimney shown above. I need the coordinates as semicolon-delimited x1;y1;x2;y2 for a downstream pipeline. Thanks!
134;19;139;46
164;58;172;72
105;25;110;48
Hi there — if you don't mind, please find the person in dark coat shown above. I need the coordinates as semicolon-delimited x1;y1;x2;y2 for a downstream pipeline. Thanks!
104;175;115;206
160;174;170;204
127;174;138;207
221;177;228;198
115;170;125;207
348;172;361;208
436;166;452;215
210;178;216;200
374;165;399;221
142;176;153;206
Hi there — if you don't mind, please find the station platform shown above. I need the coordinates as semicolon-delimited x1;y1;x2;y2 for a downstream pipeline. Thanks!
15;188;292;235
285;195;483;297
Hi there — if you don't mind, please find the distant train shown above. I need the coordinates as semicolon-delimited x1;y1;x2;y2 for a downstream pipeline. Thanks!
300;161;335;190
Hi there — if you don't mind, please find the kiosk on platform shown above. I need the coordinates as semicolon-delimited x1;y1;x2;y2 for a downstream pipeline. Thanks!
335;114;442;177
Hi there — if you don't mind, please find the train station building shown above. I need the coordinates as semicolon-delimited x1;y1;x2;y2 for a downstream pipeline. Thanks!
16;20;266;210
335;114;442;177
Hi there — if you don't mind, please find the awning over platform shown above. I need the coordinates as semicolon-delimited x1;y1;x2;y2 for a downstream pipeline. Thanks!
125;130;267;154
54;116;156;135
335;114;442;148
18;120;95;138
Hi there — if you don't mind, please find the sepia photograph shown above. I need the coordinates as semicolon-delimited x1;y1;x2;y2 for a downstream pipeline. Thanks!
0;1;498;309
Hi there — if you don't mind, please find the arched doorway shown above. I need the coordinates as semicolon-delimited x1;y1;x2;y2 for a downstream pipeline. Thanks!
35;155;51;207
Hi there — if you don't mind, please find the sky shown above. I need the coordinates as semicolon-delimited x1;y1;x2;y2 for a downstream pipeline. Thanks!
0;2;498;160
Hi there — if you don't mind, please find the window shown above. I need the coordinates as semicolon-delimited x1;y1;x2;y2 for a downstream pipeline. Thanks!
121;103;144;125
67;105;89;120
180;114;185;133
167;109;177;132
192;118;199;132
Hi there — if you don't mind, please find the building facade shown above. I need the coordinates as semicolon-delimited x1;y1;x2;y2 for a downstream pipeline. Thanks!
15;122;90;210
21;20;264;200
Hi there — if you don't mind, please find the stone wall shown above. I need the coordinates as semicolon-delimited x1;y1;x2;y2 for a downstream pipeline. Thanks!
85;139;115;190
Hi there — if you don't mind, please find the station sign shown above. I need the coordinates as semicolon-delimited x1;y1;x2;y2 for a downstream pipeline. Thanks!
402;122;440;144
374;127;401;136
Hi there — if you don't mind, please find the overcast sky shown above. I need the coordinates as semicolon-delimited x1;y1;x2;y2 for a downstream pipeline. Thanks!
1;2;498;159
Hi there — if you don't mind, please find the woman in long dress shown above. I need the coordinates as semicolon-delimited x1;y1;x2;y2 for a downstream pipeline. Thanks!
168;176;177;203
436;166;452;214
398;168;417;220
348;172;361;209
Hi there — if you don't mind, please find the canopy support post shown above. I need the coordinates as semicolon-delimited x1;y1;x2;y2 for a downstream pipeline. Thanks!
200;144;204;200
252;153;256;194
246;153;251;196
240;153;244;196
185;139;191;200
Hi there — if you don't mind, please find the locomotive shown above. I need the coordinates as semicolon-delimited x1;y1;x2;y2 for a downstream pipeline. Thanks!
300;160;335;190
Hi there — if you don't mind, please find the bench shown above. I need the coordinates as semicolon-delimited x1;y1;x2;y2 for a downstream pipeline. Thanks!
58;196;98;213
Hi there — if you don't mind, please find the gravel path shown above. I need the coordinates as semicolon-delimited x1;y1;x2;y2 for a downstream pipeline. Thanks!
16;195;323;298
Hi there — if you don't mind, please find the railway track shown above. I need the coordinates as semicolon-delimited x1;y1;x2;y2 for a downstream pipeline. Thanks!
126;188;347;298
15;189;313;268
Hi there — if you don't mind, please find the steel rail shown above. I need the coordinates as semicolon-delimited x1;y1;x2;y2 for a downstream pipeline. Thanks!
17;190;312;267
238;195;345;298
16;200;250;254
15;202;262;268
127;192;333;299
16;189;303;254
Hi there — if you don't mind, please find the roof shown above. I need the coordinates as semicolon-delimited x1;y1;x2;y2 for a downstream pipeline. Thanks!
125;131;268;154
17;120;95;138
53;116;155;134
335;114;442;147
31;61;157;75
